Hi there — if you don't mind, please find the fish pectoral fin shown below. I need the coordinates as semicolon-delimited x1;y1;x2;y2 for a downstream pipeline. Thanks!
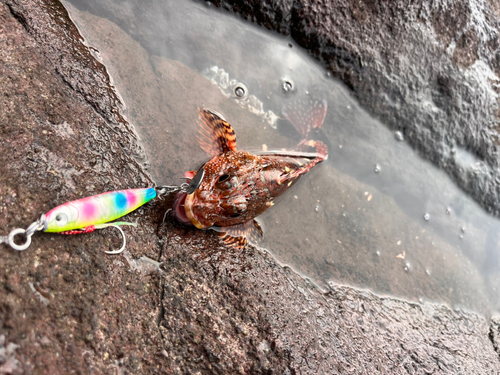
221;233;248;249
213;219;264;249
197;108;237;156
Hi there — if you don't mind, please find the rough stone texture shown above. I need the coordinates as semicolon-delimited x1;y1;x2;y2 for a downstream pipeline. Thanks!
210;0;500;217
0;0;160;373
4;0;147;164
158;220;500;374
1;0;500;374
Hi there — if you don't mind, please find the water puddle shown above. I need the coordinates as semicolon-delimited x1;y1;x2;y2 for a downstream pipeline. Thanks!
63;0;500;316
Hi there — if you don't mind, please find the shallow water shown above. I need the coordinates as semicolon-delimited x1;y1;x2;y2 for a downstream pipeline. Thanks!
64;0;500;316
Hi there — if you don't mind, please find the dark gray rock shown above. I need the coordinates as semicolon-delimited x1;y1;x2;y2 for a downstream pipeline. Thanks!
1;0;500;373
211;0;500;217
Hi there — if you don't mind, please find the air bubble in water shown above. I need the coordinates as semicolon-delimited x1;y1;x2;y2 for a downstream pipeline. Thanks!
394;131;404;141
404;262;411;272
374;164;381;173
446;207;452;215
426;269;431;276
281;78;294;93
234;85;246;98
423;213;430;221
315;205;320;212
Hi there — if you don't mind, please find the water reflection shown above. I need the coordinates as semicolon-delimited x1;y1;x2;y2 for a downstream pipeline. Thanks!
64;0;500;316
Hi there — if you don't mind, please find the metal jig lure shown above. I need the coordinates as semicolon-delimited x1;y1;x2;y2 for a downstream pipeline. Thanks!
1;185;182;254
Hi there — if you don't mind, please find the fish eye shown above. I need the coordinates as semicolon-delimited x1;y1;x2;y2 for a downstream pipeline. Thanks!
229;213;241;218
216;174;238;190
218;174;230;183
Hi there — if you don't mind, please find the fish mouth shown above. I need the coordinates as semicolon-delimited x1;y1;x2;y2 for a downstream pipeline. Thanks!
184;192;206;229
172;192;193;226
173;191;207;229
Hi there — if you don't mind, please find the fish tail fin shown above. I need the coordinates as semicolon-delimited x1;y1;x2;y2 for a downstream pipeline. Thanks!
282;97;328;138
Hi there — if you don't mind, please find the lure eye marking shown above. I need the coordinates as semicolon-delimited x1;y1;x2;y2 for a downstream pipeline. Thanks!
55;213;68;227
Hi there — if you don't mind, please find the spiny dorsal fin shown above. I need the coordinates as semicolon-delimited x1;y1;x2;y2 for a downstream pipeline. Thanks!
197;108;237;157
215;219;264;249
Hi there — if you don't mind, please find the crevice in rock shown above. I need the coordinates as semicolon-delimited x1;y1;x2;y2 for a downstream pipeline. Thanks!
156;281;166;343
489;317;500;356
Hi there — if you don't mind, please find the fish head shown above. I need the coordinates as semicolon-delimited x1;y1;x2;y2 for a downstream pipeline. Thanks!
173;151;260;228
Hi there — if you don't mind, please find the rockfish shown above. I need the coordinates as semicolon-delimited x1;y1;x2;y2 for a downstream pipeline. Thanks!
173;97;328;247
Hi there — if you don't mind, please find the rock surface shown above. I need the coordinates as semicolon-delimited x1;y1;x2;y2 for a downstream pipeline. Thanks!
211;0;500;217
1;0;500;374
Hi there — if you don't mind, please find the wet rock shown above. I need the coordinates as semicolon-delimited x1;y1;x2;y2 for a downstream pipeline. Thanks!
157;219;500;373
64;0;500;314
1;0;500;374
209;0;294;35
0;0;160;373
209;0;500;217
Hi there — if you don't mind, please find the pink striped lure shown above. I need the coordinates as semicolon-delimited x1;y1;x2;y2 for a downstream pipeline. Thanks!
1;188;160;254
44;188;156;232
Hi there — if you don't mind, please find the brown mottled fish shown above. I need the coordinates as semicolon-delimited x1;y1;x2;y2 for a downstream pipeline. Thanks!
172;97;328;248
